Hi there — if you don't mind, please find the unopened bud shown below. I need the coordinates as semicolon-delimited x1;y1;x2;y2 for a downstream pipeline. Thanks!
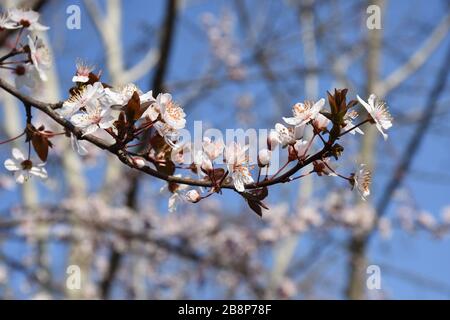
294;139;309;159
267;130;280;151
131;156;146;168
313;113;330;132
258;149;271;167
185;189;201;203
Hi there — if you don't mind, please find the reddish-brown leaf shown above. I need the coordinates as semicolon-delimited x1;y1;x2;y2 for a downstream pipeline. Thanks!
247;200;263;217
211;168;226;181
156;160;176;176
31;134;49;162
125;91;141;121
114;111;128;140
87;72;100;84
241;191;269;216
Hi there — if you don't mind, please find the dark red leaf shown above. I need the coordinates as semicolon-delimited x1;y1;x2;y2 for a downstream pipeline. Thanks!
125;91;141;121
247;199;263;217
31;134;49;162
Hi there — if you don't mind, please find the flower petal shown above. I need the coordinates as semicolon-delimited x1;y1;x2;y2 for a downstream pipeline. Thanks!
368;94;377;108
70;113;91;128
30;167;47;179
4;159;19;171
140;90;155;103
82;124;99;136
168;194;178;212
12;148;25;161
357;95;373;113
282;116;301;126
233;175;245;192
376;123;388;140
14;171;26;184
314;98;325;110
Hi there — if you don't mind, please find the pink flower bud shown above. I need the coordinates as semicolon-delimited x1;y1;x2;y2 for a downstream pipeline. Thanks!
312;113;330;132
267;130;280;151
131;156;146;168
185;189;201;203
294;139;309;159
258;149;271;167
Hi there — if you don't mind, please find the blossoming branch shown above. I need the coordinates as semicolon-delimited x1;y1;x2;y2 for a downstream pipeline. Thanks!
0;8;393;215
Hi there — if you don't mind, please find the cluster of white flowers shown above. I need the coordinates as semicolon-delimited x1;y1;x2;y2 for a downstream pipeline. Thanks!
59;82;116;137
0;25;393;215
167;92;393;212
177;100;330;208
58;73;187;153
174;138;257;194
268;94;391;199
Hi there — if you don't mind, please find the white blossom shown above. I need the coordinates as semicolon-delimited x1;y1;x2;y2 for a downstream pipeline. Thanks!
274;123;296;147
27;36;51;82
59;82;104;117
194;150;213;173
139;91;159;121
70;101;116;136
8;8;49;31
357;94;393;140
0;12;19;30
160;177;189;212
293;139;309;159
312;113;330;131
283;98;325;127
352;164;371;200
171;142;192;164
202;137;224;160
153;121;180;147
258;149;271;167
343;110;364;135
3;148;47;184
102;83;139;106
14;64;40;89
103;84;155;114
267;129;280;150
224;142;253;192
154;93;186;130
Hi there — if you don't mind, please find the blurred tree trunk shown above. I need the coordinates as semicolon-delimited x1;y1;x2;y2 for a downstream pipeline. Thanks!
33;32;92;299
266;0;318;298
345;0;385;300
